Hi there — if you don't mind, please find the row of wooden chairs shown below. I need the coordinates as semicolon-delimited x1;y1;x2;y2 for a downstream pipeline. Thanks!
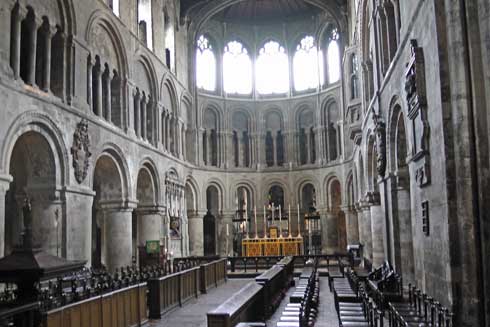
387;284;454;327
276;266;319;327
333;270;384;327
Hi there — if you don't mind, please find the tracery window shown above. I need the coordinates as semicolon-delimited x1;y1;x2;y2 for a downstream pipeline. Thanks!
327;29;341;84
223;41;252;94
256;41;289;94
196;35;216;91
108;0;119;16
293;36;322;91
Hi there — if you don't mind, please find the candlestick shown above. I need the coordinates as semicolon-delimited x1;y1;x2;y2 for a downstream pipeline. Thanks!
263;206;267;238
288;204;292;238
279;205;282;238
226;223;229;236
297;204;302;238
254;206;259;238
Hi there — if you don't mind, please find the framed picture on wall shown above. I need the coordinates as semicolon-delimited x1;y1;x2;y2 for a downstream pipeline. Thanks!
170;216;181;239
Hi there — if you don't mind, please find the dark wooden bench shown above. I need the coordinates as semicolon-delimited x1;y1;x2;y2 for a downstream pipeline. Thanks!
207;282;264;327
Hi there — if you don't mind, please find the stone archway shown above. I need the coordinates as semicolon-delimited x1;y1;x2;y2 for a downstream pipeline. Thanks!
92;153;131;272
135;165;160;267
204;185;219;256
5;131;61;256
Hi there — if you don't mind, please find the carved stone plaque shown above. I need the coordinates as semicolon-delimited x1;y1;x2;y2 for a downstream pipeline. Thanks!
71;119;92;184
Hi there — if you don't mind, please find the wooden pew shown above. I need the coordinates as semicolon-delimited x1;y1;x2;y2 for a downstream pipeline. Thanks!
200;258;227;293
255;265;286;318
44;282;148;327
207;282;264;327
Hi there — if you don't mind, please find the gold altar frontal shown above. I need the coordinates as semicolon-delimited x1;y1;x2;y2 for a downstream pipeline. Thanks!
242;237;303;257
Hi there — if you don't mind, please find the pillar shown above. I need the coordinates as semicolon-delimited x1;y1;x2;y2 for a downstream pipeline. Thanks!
323;210;339;253
188;212;204;256
27;17;37;86
95;63;102;117
0;175;12;257
343;206;360;245
370;202;385;267
272;134;277;166
42;25;51;92
134;91;140;136
306;131;311;164
141;96;147;140
104;69;111;121
64;187;95;264
87;57;93;109
361;205;373;263
10;6;21;79
102;205;133;272
137;208;163;245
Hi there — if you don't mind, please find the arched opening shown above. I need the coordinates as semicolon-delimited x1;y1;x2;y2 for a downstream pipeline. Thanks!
265;111;284;167
330;179;346;251
323;101;340;162
204;185;219;256
5;131;59;256
298;108;316;165
232;112;251;168
391;108;415;283
92;153;130;272
203;108;219;166
135;166;159;268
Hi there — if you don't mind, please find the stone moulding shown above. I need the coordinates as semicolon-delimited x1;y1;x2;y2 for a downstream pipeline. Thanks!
405;39;430;187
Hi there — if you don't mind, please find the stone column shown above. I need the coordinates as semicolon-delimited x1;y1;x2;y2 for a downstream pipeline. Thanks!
141;96;147;140
94;63;103;117
343;205;360;245
272;134;277;166
188;211;204;256
64;186;95;264
306;131;311;164
104;68;111;121
102;204;134;272
165;114;170;151
10;6;22;79
26;17;37;85
370;198;385;267
361;204;373;263
323;209;339;253
137;207;163;246
134;91;140;136
0;175;12;257
42;24;52;92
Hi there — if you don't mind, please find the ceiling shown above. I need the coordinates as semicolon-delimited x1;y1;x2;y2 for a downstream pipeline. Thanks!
214;0;320;23
180;0;343;25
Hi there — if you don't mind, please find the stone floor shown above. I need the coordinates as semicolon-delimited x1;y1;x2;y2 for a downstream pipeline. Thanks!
148;276;339;327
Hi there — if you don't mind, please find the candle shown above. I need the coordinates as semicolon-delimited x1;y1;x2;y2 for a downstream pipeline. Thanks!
254;206;258;238
297;204;301;237
264;206;267;238
288;204;292;237
226;224;229;236
279;205;282;238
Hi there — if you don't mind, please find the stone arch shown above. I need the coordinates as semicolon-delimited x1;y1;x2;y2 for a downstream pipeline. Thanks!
366;132;378;192
346;171;355;207
230;181;256;208
264;181;289;209
91;143;131;200
86;10;128;77
185;176;199;212
1;112;68;187
135;160;159;206
296;104;317;165
325;175;342;209
4;130;63;256
322;98;340;162
160;77;179;115
205;179;225;212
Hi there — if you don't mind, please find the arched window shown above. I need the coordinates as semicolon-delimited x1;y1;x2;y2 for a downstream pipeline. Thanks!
256;41;289;94
196;35;216;91
138;0;153;50
293;36;323;91
327;29;341;84
223;41;252;94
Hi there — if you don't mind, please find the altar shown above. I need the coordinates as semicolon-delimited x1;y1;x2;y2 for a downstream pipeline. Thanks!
242;236;303;257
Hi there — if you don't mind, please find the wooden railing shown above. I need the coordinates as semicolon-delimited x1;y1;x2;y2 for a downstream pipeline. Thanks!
43;282;148;327
0;302;40;327
148;266;200;319
200;258;227;293
148;258;226;319
227;253;353;272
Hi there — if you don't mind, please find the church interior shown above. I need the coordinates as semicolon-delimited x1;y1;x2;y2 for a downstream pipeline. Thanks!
0;0;489;326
